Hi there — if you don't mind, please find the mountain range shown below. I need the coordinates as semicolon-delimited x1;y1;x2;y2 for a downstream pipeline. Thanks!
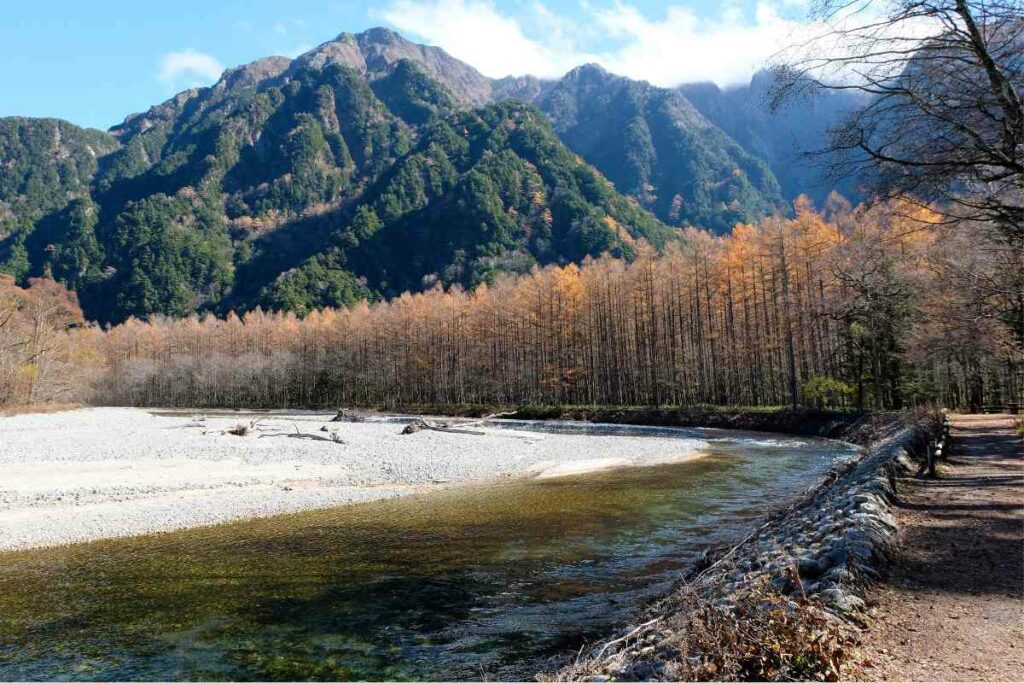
0;27;861;324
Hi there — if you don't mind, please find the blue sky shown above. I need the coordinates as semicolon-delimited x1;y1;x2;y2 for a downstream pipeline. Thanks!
0;0;814;131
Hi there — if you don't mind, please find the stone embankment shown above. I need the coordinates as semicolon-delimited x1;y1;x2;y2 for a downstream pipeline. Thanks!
557;412;941;681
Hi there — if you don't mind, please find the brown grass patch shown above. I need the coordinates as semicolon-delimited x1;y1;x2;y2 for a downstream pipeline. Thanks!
553;577;854;681
0;403;83;417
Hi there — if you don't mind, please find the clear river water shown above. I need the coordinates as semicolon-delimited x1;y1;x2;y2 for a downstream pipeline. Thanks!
0;423;857;681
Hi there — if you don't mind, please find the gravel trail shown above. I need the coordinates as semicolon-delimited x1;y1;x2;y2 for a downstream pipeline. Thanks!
852;414;1024;681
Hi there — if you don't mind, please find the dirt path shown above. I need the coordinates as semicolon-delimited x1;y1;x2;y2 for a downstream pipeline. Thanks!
852;414;1024;681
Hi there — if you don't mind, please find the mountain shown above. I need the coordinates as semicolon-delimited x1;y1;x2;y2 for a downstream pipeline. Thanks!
103;29;792;232
283;30;790;230
0;27;859;324
241;102;674;313
291;27;495;106
524;64;782;232
680;73;865;205
1;32;676;323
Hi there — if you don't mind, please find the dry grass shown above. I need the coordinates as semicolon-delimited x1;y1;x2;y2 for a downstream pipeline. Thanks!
0;402;82;417
554;577;855;682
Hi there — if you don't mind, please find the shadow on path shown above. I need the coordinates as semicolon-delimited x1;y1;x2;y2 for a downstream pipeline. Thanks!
851;414;1023;681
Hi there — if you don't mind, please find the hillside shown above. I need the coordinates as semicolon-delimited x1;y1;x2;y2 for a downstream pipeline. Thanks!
528;64;782;232
232;101;675;314
0;118;120;280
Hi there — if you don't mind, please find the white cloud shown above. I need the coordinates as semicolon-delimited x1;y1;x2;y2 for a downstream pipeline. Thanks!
377;0;593;79
156;49;225;89
375;0;840;87
590;2;804;86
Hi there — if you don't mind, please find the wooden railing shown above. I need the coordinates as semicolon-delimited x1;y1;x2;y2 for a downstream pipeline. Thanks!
927;414;951;477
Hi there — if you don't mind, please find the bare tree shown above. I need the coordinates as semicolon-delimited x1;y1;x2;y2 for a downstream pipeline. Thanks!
771;0;1023;237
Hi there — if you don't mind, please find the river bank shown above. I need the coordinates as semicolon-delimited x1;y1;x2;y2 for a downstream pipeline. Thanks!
554;410;942;681
0;407;722;551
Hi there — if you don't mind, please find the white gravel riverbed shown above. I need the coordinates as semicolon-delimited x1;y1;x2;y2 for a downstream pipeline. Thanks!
0;408;708;551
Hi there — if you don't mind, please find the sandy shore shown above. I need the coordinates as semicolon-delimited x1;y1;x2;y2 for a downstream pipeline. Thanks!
0;408;708;551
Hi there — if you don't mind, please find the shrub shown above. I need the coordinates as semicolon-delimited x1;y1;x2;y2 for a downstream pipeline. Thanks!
802;374;855;409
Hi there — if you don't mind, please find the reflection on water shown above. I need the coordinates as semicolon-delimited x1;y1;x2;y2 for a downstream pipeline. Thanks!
0;430;856;681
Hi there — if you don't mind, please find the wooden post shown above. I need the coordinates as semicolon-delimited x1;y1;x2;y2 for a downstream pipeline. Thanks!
928;414;950;477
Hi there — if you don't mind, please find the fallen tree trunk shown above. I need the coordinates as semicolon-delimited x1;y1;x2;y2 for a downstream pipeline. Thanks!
400;411;516;436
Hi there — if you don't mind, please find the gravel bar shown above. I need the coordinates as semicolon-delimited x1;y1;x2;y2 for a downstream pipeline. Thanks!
0;408;708;551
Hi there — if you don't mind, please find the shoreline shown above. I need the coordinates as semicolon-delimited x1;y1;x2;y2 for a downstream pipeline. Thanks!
553;411;942;681
1;407;717;552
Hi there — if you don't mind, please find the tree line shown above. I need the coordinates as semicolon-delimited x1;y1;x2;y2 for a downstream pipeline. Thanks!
72;197;1016;413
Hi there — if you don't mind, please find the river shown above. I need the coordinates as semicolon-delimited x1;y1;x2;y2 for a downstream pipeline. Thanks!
0;423;857;681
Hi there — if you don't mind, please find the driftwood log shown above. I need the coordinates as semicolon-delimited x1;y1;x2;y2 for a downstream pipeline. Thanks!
206;419;344;444
400;412;516;436
330;409;366;423
217;419;261;436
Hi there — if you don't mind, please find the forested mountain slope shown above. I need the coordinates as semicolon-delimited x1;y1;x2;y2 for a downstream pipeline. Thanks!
528;64;782;232
0;118;120;280
0;32;676;324
0;28;858;324
232;101;675;314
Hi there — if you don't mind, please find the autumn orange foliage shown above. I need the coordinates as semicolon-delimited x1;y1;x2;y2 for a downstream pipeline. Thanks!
0;274;98;406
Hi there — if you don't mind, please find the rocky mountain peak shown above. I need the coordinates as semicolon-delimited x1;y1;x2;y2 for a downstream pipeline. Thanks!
291;33;366;73
215;56;291;92
565;63;611;83
290;27;493;105
355;26;406;47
